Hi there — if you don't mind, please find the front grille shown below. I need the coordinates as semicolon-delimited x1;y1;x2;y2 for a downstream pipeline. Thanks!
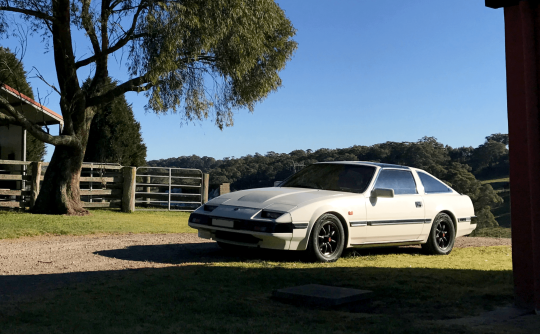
190;214;293;233
215;231;261;244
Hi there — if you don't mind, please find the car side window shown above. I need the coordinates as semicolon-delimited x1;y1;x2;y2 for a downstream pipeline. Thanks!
374;169;417;195
417;172;452;193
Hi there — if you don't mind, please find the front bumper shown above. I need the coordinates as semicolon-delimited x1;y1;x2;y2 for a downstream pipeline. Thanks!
188;213;308;250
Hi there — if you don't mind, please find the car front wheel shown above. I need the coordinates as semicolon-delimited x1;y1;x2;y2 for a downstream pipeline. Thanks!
307;213;345;262
422;212;455;255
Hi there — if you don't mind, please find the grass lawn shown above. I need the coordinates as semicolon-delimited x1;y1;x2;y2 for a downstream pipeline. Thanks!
0;246;514;333
0;210;194;239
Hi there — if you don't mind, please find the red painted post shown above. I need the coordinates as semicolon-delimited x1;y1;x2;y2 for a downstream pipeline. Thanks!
486;0;540;312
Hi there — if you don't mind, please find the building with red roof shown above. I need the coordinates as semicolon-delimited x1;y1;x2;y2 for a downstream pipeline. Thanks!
0;84;63;161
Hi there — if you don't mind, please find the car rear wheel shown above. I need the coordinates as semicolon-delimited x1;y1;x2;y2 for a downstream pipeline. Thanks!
422;212;455;255
307;213;345;262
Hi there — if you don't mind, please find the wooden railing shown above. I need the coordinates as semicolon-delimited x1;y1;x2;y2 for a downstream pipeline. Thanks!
78;163;125;209
0;160;133;211
0;160;217;212
0;159;36;209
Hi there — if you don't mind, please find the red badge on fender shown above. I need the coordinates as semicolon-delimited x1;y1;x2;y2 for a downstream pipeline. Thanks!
348;211;353;215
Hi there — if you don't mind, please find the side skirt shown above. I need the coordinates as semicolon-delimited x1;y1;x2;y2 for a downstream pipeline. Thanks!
350;240;423;248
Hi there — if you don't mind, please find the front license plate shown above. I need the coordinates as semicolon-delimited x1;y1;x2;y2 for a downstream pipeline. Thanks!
212;219;234;228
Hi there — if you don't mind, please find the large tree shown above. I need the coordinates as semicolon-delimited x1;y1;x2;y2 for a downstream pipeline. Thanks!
0;47;47;161
0;0;297;214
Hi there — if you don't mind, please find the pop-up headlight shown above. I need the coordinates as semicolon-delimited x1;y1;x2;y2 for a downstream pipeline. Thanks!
204;204;218;212
261;210;284;219
189;213;210;225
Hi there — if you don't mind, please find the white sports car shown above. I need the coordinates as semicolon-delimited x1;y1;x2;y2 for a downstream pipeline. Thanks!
188;162;477;262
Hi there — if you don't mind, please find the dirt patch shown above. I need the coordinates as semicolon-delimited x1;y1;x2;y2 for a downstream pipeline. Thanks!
0;233;215;276
454;236;511;248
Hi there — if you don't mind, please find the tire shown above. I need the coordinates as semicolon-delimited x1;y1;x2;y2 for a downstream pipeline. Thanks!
307;213;345;262
422;212;455;255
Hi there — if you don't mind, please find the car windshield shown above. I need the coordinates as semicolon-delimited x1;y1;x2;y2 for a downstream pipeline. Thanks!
281;164;376;194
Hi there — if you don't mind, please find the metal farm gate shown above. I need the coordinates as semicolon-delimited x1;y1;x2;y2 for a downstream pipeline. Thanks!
135;167;203;211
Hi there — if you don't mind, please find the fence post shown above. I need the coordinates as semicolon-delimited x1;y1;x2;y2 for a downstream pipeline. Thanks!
122;167;136;213
220;183;230;195
145;175;151;207
202;173;209;204
30;161;41;209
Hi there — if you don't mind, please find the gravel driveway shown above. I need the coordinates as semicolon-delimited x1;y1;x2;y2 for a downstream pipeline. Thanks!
0;234;511;304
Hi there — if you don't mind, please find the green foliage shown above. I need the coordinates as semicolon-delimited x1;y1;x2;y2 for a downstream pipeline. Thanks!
367;137;450;178
448;146;474;165
0;47;33;97
0;47;46;161
127;0;297;128
83;79;147;167
445;162;503;228
471;140;508;179
474;206;500;229
486;133;509;146
449;134;509;180
24;133;46;162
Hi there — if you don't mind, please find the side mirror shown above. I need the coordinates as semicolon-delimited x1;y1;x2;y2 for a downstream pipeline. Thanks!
274;181;282;187
371;188;394;198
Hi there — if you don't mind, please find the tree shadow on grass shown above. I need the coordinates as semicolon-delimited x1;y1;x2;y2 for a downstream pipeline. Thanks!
0;262;518;334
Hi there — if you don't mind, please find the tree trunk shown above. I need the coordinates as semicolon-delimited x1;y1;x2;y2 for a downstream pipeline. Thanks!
32;145;88;215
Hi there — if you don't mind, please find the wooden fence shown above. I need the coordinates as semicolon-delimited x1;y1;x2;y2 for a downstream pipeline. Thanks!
0;160;218;212
0;160;131;211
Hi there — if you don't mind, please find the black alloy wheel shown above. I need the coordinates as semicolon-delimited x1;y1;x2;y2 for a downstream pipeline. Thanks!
422;212;455;255
318;221;340;255
435;220;451;249
307;213;345;262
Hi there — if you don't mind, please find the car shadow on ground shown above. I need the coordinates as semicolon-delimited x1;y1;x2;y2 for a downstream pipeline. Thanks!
93;242;426;265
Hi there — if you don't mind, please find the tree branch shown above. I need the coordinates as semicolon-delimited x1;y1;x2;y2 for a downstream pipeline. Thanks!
75;3;146;69
0;110;17;126
87;74;151;107
81;0;101;56
0;95;76;147
30;66;60;95
0;5;56;22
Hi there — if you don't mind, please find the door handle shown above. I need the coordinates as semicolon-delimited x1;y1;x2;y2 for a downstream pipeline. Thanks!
415;201;422;208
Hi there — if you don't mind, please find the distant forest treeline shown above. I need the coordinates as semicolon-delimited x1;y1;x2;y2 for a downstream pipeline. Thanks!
148;134;509;230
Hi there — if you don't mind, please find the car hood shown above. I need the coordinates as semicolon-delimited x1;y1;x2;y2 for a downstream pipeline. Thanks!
207;187;350;211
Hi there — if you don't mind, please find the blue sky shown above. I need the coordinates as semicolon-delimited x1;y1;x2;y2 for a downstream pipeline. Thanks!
2;0;507;162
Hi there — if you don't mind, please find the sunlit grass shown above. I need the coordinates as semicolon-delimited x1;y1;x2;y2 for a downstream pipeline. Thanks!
0;210;194;239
